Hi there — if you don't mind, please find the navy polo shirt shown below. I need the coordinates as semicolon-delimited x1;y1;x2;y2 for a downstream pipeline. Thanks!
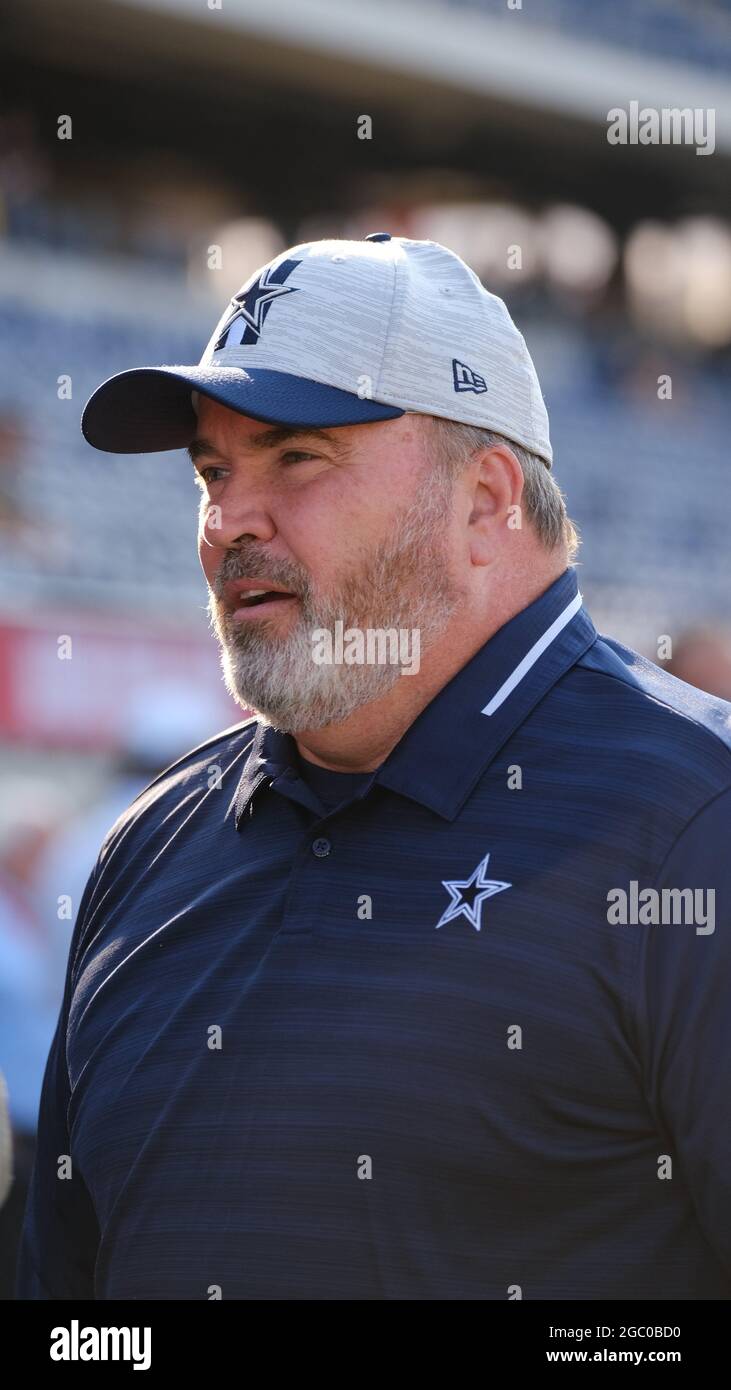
16;566;731;1300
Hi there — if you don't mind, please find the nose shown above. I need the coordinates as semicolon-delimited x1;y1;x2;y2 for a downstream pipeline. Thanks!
198;491;277;553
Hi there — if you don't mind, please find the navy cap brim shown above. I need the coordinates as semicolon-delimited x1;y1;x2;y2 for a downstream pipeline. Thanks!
81;365;405;454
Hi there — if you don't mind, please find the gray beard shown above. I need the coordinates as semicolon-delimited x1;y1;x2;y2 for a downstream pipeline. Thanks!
206;470;464;733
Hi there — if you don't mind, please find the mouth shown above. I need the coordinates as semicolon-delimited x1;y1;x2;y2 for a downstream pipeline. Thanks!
223;580;300;620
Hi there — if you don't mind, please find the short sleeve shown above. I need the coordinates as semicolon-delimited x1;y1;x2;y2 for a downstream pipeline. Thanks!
631;784;731;1275
14;863;102;1299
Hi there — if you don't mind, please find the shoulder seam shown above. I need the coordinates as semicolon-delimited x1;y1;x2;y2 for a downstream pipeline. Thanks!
649;781;731;889
625;782;731;1126
573;656;731;769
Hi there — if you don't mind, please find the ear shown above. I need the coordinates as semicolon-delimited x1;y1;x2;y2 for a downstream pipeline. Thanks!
467;445;524;563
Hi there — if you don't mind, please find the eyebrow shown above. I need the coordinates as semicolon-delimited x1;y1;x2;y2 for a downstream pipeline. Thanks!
186;426;348;467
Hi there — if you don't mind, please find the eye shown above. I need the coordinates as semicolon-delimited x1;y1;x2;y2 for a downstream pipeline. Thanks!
280;449;318;465
194;465;226;486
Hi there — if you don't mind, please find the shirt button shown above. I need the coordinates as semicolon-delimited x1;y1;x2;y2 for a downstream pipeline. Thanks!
311;837;332;858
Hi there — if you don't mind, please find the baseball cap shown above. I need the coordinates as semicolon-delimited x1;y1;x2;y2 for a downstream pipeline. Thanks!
81;233;552;466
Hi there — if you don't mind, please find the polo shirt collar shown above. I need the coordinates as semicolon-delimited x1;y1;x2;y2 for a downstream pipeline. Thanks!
377;566;596;820
232;566;596;828
232;719;296;827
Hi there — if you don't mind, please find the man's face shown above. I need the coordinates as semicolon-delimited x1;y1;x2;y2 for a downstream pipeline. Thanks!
193;398;465;732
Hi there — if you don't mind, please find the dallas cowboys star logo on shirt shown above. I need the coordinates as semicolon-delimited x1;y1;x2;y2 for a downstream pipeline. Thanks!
213;258;302;349
435;852;512;931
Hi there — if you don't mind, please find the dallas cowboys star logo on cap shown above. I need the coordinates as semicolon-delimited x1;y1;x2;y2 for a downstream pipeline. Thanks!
213;258;302;350
435;852;511;931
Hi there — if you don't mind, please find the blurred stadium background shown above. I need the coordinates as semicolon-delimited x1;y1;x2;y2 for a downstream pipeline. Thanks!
1;0;731;1294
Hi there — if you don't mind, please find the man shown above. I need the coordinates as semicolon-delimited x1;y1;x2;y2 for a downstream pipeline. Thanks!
17;234;731;1300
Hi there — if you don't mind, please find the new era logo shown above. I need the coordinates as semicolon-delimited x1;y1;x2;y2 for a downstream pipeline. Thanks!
452;359;487;394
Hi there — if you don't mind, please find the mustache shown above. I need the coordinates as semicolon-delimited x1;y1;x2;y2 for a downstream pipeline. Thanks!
213;550;310;601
